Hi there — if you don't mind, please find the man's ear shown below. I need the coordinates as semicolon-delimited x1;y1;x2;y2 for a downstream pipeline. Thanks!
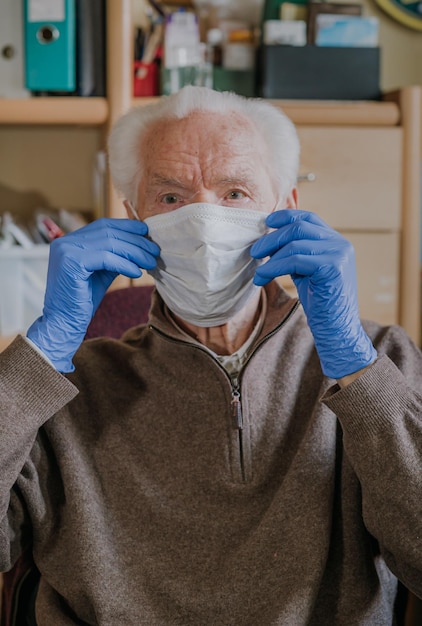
272;187;299;212
285;187;298;209
123;200;138;220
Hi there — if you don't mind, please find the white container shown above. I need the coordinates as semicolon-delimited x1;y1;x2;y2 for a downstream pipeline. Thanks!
263;20;307;46
0;245;50;335
164;11;201;69
223;42;255;70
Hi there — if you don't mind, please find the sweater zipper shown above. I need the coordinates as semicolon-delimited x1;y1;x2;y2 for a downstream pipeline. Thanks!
149;300;300;483
231;375;246;482
225;301;300;481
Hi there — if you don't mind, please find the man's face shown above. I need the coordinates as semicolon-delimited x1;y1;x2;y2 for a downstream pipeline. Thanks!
133;111;279;220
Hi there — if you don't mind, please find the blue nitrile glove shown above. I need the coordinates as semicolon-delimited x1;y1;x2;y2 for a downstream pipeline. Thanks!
251;210;377;379
27;218;160;373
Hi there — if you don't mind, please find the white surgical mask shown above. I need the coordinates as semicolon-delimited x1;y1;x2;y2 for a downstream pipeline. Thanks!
144;203;269;327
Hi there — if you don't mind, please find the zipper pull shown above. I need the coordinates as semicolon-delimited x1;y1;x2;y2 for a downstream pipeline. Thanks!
231;386;243;430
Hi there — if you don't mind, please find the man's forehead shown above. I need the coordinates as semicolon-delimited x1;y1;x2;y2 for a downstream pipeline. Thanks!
139;111;270;191
143;110;261;151
146;152;260;182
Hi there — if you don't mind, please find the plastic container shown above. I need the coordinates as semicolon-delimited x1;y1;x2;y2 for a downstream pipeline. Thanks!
0;245;50;335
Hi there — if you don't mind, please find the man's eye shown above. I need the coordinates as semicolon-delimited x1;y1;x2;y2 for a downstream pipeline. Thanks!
228;191;245;200
162;194;180;204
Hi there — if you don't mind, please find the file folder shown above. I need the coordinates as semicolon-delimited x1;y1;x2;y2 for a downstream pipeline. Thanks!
23;0;76;91
0;0;30;97
75;0;106;96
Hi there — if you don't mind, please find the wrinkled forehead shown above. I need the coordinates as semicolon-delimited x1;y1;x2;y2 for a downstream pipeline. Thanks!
140;110;269;164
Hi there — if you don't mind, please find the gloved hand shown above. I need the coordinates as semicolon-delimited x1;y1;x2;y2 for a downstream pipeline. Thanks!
27;218;159;373
251;210;377;379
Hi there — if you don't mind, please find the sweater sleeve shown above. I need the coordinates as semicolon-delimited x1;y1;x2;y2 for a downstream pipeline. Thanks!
322;326;422;598
0;335;78;570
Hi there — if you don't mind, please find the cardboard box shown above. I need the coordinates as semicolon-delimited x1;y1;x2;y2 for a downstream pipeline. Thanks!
258;45;380;100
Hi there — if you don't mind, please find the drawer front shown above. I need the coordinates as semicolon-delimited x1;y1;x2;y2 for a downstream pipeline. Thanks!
278;231;399;327
349;231;399;326
296;127;402;231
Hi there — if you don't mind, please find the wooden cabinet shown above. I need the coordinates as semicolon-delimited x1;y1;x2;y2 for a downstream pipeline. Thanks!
296;126;402;231
0;0;420;347
293;124;405;328
268;93;421;344
293;123;406;330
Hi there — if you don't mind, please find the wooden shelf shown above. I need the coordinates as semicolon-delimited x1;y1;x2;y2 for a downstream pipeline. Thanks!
271;99;400;126
0;97;108;125
132;97;160;108
132;97;400;126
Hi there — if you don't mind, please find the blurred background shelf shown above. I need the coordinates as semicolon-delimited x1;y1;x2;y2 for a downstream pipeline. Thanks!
0;97;108;125
269;98;401;126
132;96;400;126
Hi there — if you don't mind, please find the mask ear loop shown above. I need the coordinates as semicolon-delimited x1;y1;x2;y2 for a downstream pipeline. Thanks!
127;201;140;221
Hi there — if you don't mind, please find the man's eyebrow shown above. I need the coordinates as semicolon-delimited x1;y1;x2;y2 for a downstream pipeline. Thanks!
217;176;260;191
149;173;260;192
150;174;191;189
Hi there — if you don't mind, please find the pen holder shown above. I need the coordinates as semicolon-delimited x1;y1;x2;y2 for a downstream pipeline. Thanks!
134;61;160;97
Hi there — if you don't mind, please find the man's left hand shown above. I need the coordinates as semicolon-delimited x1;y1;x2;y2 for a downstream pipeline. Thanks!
251;209;377;379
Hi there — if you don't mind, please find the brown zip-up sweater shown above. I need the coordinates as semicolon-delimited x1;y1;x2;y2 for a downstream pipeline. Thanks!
0;283;421;625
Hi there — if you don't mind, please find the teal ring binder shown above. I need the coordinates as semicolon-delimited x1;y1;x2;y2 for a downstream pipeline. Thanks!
23;0;76;92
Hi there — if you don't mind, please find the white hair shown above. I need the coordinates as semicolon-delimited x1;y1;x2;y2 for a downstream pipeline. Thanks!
108;86;300;206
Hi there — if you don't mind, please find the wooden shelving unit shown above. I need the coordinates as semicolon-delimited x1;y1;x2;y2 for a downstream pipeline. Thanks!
0;0;420;348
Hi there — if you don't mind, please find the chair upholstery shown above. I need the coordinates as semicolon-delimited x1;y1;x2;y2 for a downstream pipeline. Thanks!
85;285;154;340
1;286;154;626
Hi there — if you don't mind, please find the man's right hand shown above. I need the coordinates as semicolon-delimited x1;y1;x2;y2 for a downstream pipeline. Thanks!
26;218;160;373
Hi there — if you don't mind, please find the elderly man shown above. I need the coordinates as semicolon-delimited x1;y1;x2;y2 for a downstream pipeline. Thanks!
0;86;421;625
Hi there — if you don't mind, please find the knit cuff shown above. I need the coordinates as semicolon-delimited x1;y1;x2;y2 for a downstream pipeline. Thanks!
0;335;79;426
322;355;417;442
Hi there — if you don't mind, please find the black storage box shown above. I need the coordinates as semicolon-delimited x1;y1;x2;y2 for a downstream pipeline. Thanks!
258;45;381;100
213;67;256;97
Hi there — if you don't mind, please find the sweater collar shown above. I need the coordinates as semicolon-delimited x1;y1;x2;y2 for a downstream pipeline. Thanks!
136;282;299;347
